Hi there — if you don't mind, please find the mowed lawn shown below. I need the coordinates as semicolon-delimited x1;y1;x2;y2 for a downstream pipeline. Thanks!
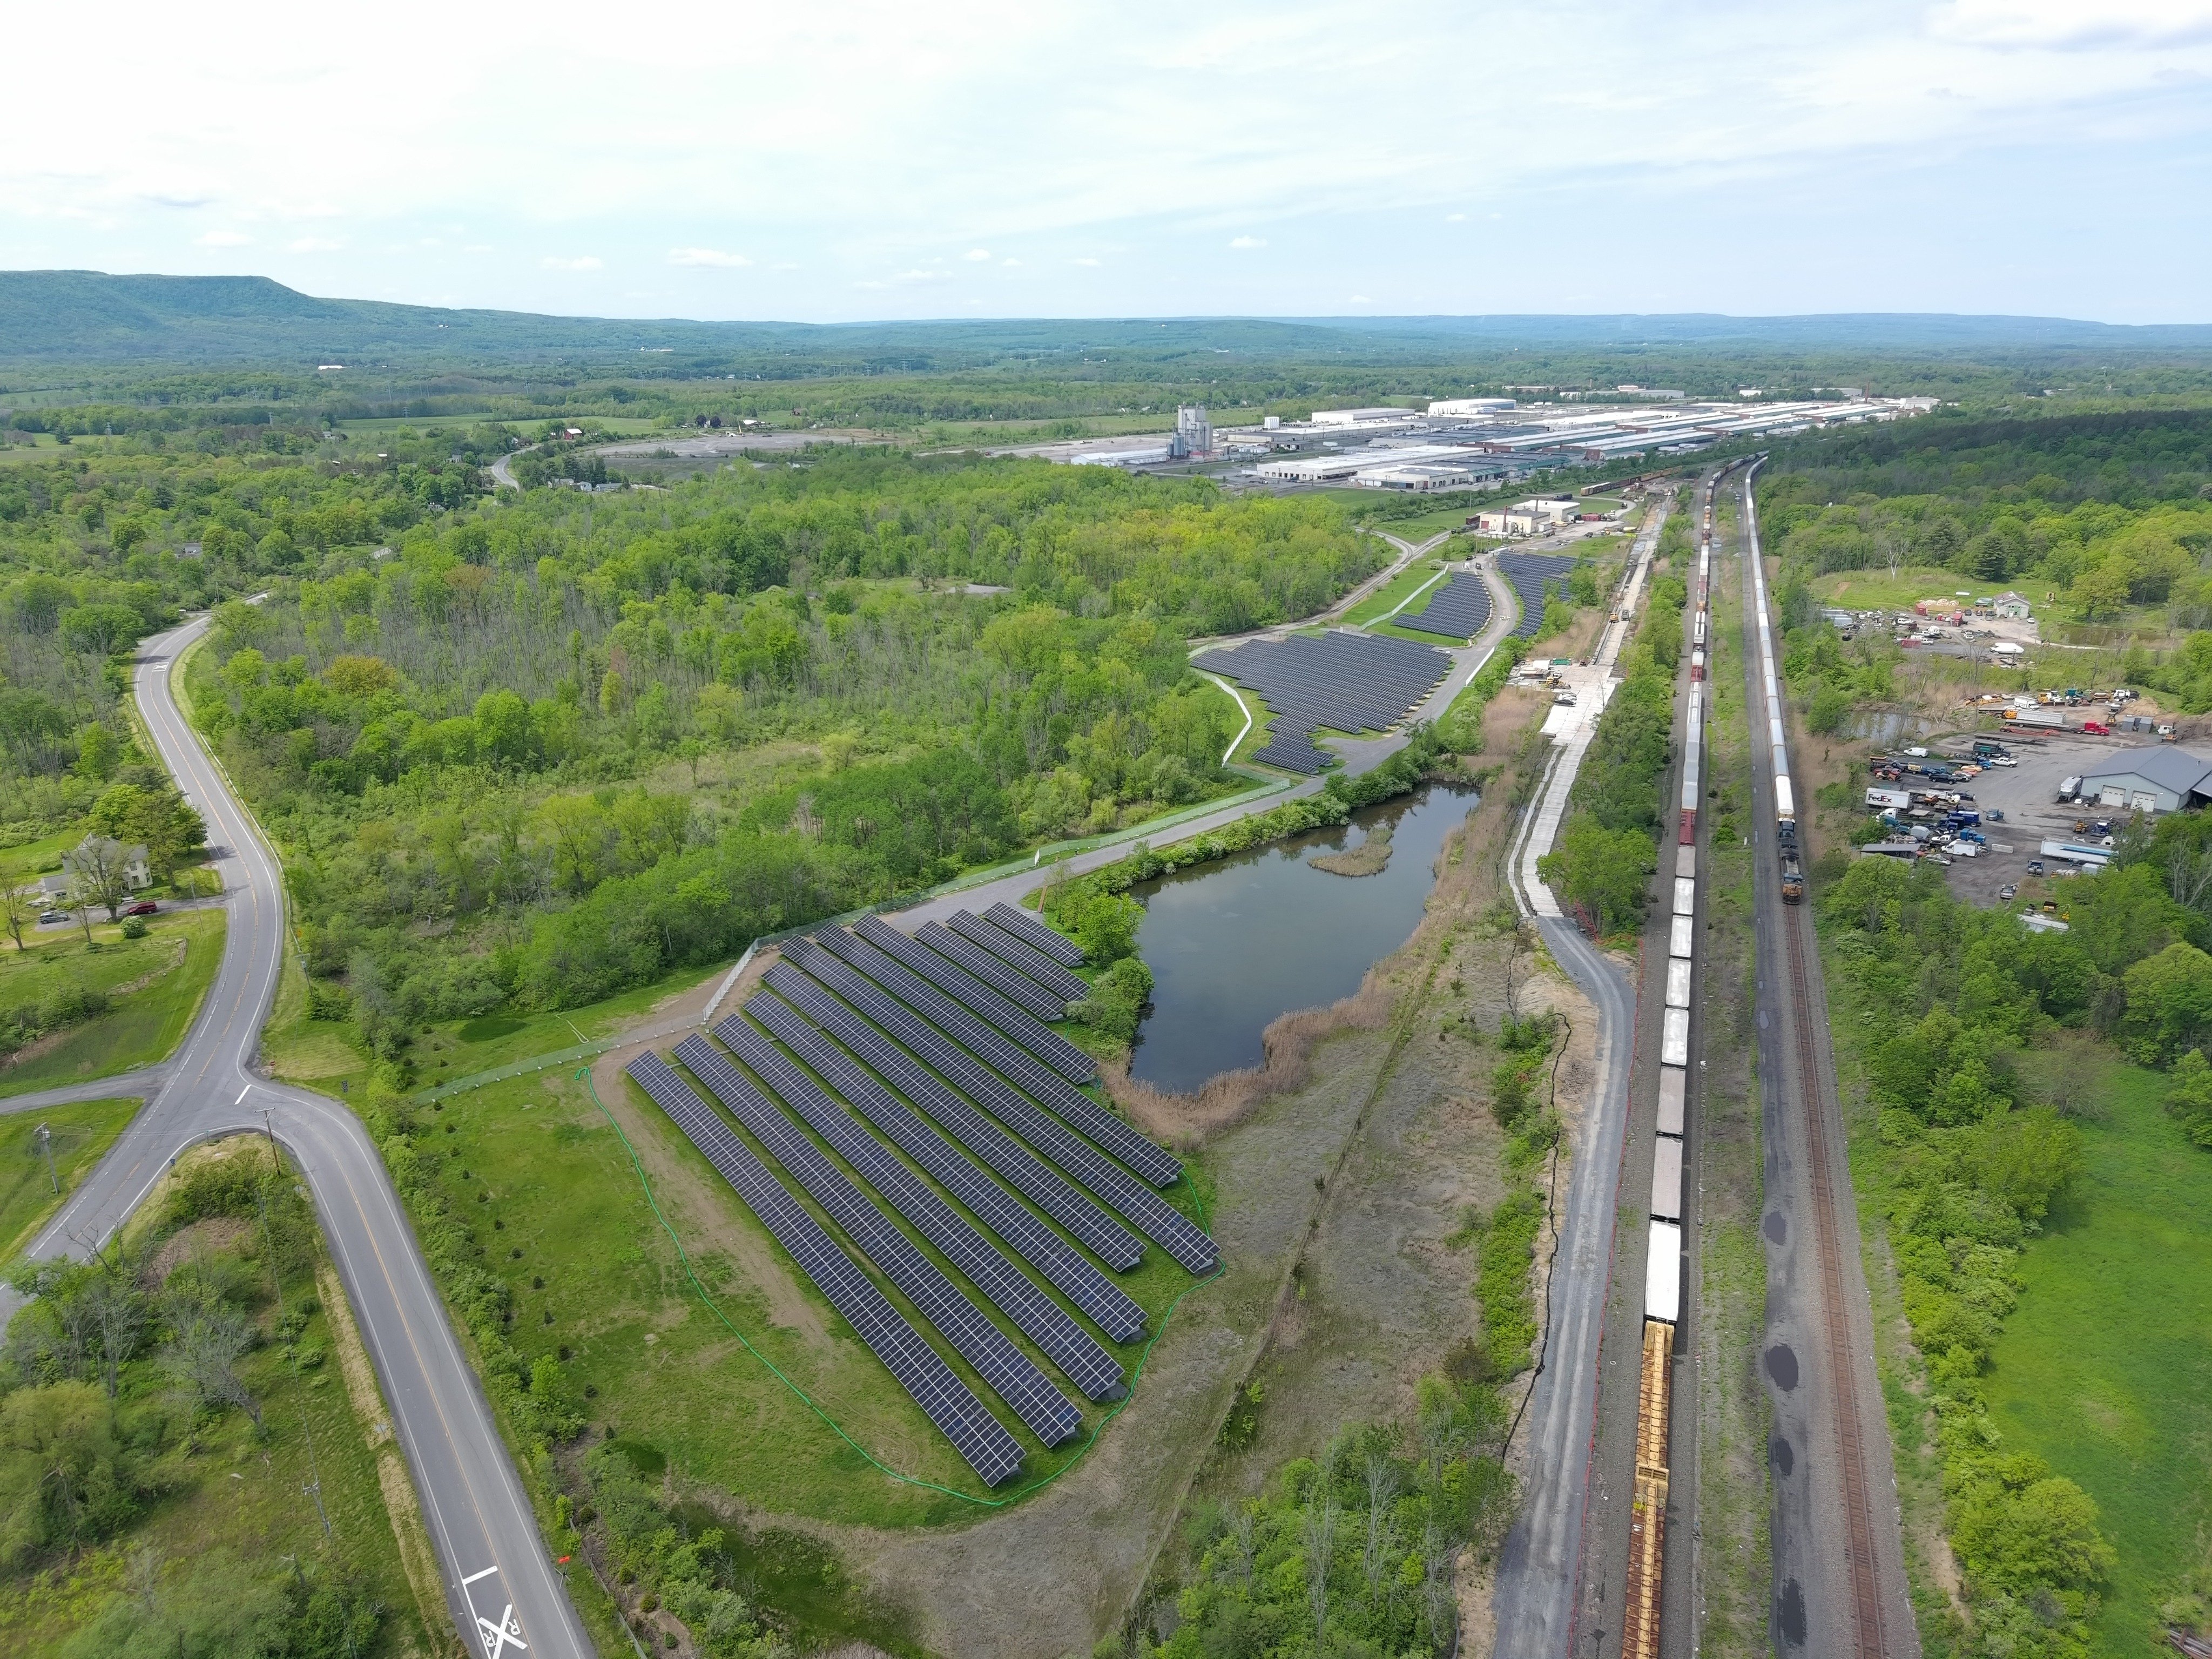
1984;1064;2212;1655
422;1045;1209;1530
0;1096;140;1259
0;909;226;1097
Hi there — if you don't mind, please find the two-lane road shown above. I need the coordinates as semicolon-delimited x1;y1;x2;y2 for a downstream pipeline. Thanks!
2;614;591;1659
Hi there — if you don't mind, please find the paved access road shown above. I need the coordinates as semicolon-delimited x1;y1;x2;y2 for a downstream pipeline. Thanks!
1;615;591;1659
1489;488;1675;1657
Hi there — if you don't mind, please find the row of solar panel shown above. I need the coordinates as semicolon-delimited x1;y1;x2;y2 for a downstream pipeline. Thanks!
1496;552;1581;639
1197;630;1453;775
628;1051;1027;1486
1398;571;1493;642
794;931;1217;1272
622;901;1211;1478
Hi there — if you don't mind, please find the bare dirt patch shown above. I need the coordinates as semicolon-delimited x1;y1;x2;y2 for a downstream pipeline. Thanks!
145;1215;250;1284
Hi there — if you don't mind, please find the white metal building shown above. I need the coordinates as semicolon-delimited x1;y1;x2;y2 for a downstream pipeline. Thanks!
2076;747;2212;814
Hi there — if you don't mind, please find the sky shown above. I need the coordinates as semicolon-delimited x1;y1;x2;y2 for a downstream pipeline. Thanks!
3;0;2209;325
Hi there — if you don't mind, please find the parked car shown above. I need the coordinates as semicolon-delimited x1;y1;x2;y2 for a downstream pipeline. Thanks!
2027;860;2046;876
123;900;158;917
38;910;67;925
1999;885;2018;900
1989;755;2017;766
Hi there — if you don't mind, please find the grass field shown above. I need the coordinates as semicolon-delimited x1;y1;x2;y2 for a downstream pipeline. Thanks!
0;909;226;1098
0;1097;140;1260
408;1033;1210;1532
1811;566;2012;612
0;824;78;884
1341;559;1449;628
1984;1063;2212;1656
0;1140;436;1658
1316;490;1491;542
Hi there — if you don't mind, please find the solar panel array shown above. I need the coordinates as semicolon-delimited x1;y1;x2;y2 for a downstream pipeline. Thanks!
852;914;1096;1083
916;919;1068;1022
945;910;1090;1004
984;902;1087;967
706;1012;1127;1400
670;1035;1082;1446
778;943;1147;1269
1193;630;1453;775
744;980;1147;1343
1496;552;1582;638
1396;571;1493;642
797;932;1219;1274
625;1051;1023;1486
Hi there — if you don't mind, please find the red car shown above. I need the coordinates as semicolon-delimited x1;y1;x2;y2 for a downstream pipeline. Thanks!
123;900;158;916
2082;721;2110;736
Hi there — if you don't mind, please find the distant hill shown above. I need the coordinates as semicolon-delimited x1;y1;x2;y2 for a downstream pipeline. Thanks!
3;269;2209;367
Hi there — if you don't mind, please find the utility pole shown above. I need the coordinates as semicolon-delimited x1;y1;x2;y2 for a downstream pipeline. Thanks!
34;1123;56;1193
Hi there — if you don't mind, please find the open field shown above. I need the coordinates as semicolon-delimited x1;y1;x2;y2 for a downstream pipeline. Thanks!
1985;1063;2212;1658
0;824;78;884
1341;557;1450;627
0;908;226;1097
0;1096;140;1259
0;1139;437;1658
1811;565;2019;612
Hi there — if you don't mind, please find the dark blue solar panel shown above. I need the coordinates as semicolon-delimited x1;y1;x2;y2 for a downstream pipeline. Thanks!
1397;571;1492;642
983;902;1087;968
1195;629;1452;776
779;943;1148;1271
802;930;1219;1276
1496;552;1581;639
713;1007;1126;1400
945;911;1090;1003
753;966;1147;1343
918;919;1068;1021
624;1052;1022;1485
854;914;1096;1082
671;1035;1081;1446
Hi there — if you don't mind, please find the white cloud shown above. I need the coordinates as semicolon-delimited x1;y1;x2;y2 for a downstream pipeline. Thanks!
1229;234;1266;249
1445;212;1467;222
1001;257;1021;266
1070;257;1101;267
668;246;751;266
1931;0;2212;46
541;255;602;270
964;247;991;260
1349;294;1372;304
195;229;252;246
288;236;344;253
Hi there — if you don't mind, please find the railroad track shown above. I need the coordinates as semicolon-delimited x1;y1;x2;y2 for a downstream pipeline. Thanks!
1741;459;1895;1657
1775;906;1887;1656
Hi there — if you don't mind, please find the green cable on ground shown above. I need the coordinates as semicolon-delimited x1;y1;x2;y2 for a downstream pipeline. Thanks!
582;1067;1222;1508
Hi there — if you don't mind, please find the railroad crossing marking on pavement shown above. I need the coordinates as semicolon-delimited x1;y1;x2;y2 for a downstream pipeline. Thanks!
460;1566;528;1657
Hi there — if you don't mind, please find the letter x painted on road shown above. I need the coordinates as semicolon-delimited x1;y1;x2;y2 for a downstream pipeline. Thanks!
461;1566;528;1658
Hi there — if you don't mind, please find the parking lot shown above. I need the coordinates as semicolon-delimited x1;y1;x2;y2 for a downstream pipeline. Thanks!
1907;731;2140;906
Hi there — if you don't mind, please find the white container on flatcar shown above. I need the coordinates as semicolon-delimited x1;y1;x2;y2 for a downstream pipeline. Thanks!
1669;915;1694;959
1665;957;1692;1009
1645;1220;1683;1323
1650;1136;1684;1222
1658;1065;1686;1136
1661;1006;1690;1067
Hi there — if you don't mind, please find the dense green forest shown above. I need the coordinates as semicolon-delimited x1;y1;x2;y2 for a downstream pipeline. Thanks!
110;451;1365;1055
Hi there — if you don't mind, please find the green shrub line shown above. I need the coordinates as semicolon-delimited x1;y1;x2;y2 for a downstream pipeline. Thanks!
582;1067;1222;1510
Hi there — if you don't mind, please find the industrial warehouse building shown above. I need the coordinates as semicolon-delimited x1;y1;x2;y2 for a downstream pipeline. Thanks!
2076;746;2212;814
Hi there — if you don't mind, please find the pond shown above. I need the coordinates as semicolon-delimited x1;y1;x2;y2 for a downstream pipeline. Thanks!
1125;784;1478;1094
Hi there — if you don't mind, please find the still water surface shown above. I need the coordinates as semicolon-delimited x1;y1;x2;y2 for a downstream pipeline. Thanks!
1126;785;1478;1093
